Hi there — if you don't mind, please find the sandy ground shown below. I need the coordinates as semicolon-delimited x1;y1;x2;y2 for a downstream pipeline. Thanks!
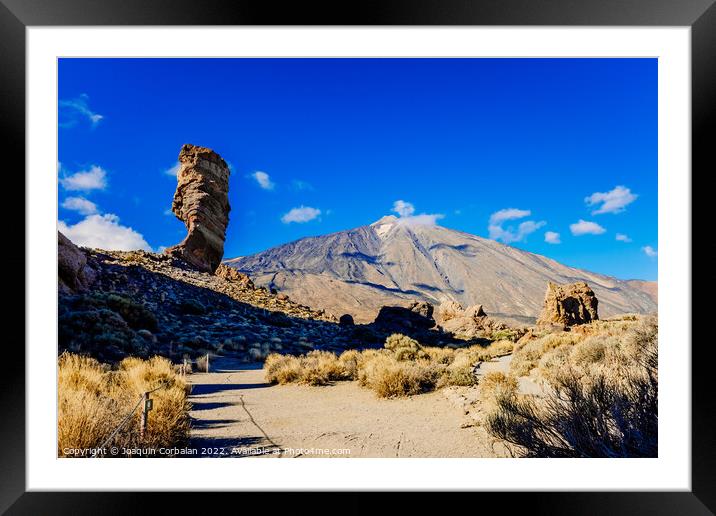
187;356;520;458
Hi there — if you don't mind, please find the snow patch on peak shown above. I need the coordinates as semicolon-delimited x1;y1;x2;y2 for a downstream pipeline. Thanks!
371;215;398;226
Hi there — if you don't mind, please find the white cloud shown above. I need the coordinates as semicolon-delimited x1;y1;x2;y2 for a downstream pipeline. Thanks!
59;165;107;192
615;233;632;242
642;245;658;258
252;171;275;190
489;208;531;226
61;196;98;216
390;200;443;226
59;94;104;128
281;206;321;224
397;213;445;226
164;161;181;177
392;200;415;218
585;185;637;215
292;179;314;191
58;214;151;251
488;208;544;243
544;231;561;244
489;220;546;243
570;219;606;236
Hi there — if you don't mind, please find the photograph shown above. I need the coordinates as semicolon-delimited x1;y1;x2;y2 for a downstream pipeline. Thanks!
56;57;658;459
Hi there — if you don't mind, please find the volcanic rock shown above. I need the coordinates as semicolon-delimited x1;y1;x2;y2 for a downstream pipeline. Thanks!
215;264;254;289
537;281;599;327
339;314;355;326
436;301;506;340
58;231;96;293
164;144;230;273
374;301;436;331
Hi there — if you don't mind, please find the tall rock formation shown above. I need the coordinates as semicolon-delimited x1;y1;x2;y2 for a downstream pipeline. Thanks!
164;144;230;273
537;281;599;327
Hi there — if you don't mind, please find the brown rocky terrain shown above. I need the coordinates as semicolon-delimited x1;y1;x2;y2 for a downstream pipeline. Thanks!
58;242;487;364
165;144;231;273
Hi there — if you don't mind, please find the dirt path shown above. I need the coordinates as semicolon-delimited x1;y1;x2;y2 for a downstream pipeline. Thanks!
188;356;509;458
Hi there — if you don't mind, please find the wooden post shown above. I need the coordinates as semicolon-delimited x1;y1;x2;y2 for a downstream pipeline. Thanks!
139;392;149;440
183;357;188;376
206;353;210;373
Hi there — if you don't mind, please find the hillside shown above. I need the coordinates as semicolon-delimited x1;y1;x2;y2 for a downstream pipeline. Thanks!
226;216;657;323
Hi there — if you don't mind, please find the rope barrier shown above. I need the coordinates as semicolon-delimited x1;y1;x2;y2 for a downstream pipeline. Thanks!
91;380;171;458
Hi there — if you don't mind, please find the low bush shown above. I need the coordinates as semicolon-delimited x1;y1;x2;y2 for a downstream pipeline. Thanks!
264;350;347;386
84;292;158;331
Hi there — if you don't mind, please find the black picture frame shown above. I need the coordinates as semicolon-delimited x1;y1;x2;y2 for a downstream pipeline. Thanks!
2;0;713;513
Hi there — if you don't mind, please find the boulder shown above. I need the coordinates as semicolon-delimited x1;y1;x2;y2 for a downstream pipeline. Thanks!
537;281;599;327
339;314;355;326
164;144;231;273
374;301;436;331
436;301;505;339
436;300;464;323
58;231;96;294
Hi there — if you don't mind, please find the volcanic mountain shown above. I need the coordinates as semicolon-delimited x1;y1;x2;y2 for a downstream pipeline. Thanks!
225;216;657;324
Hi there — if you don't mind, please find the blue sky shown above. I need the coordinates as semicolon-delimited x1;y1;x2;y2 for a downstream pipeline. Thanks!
58;58;657;280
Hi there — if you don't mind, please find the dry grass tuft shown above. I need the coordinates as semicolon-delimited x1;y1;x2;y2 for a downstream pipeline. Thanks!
264;350;346;386
58;352;190;457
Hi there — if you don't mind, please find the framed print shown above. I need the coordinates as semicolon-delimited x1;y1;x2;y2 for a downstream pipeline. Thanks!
2;0;714;512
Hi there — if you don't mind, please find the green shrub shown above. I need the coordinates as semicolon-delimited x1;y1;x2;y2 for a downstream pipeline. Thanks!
178;299;207;315
85;292;158;331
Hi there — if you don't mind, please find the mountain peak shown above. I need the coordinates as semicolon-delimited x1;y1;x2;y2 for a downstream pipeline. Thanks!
227;219;658;323
370;215;398;226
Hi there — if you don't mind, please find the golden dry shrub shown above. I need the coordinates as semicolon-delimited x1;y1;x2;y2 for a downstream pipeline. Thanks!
478;371;519;410
357;354;444;398
384;333;428;361
423;346;456;365
338;349;361;380
510;332;583;377
300;350;345;385
264;350;345;386
58;352;190;457
264;353;302;384
485;340;515;357
437;352;478;388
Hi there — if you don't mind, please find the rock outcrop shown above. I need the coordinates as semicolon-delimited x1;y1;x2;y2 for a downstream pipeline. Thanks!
58;231;96;293
436;301;506;339
215;264;254;289
374;301;436;332
537;281;599;327
165;144;230;273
